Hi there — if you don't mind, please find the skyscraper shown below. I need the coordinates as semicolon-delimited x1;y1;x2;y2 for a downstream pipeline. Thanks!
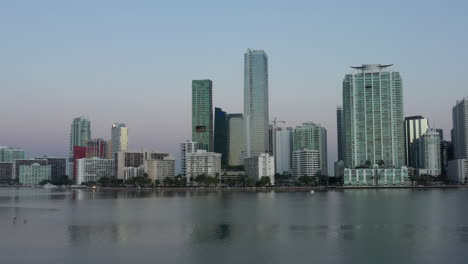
214;107;228;167
180;141;203;176
227;114;245;166
336;106;344;161
111;123;128;155
244;49;269;158
452;97;468;159
86;138;109;159
69;117;91;155
275;127;292;174
192;80;213;151
292;122;328;175
414;128;441;176
342;64;405;169
404;116;430;167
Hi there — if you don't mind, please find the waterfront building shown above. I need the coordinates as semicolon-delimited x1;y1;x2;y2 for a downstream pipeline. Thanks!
334;160;345;178
72;146;87;182
275;127;292;174
440;140;454;175
35;157;67;183
123;166;145;180
342;64;405;169
220;170;246;182
13;159;48;180
0;162;13;183
414;128;441;176
115;151;144;180
447;159;468;184
180;141;203;176
69;116;91;154
111;123;128;155
244;49;269;158
145;156;176;182
76;158;115;185
452;97;468;159
0;147;25;162
185;150;221;179
192;79;213;151
291;149;320;178
292;122;328;175
227;114;245;166
214;107;228;167
336;106;344;162
19;163;51;185
344;166;409;186
87;138;109;159
404;116;430;167
244;153;275;185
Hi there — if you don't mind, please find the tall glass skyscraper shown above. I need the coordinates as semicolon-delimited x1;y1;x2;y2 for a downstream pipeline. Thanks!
192;80;213;152
342;64;405;168
69;117;91;154
336;106;344;161
244;49;269;158
452;97;468;159
227;114;245;166
214;107;228;167
404;116;430;167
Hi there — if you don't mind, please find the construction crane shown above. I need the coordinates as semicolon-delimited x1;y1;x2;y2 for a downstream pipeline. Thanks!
271;117;285;127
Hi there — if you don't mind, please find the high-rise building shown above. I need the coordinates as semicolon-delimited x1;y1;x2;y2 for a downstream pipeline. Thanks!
36;157;67;183
19;163;51;185
111;123;128;155
414;128;441;176
180;141;203;176
214;107;228;167
275;127;292;174
292;122;328;175
227;114;245;166
77;158;115;185
292;149;320;178
440;140;454;175
72;146;87;182
185;150;221;179
336;106;344;161
404;116;430;167
115;151;144;180
145;156;176;182
69;117;91;154
343;64;405;169
244;49;269;158
452;97;468;159
0;147;25;162
86;138;109;159
447;159;468;184
192;80;213;151
244;153;275;185
0;162;13;183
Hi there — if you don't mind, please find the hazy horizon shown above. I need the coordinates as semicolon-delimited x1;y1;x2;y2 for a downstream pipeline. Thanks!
2;0;467;173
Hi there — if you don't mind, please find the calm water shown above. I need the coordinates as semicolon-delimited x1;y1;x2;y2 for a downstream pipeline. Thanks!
1;188;467;263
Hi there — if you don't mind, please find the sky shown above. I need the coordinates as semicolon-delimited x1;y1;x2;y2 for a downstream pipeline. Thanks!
1;0;467;174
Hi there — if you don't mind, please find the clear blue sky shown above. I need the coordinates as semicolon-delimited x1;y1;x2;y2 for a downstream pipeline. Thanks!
1;0;467;173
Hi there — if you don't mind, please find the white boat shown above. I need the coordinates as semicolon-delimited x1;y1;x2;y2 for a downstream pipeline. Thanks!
43;183;57;189
310;190;315;194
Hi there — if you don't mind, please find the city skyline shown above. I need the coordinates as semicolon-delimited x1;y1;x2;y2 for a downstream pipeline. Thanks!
2;1;467;174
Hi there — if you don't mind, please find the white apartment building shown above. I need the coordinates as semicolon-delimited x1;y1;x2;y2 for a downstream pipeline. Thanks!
185;150;221;179
77;158;115;185
145;156;176;181
292;149;320;178
244;153;275;185
180;141;202;176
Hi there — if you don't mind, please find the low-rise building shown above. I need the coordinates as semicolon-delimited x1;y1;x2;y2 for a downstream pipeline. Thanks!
19;163;51;185
344;166;410;186
185;150;221;179
244;153;275;185
447;159;468;184
145;156;176;182
76;158;115;185
115;151;144;179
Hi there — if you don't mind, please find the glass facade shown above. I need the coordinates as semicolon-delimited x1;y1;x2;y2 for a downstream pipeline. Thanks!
227;114;245;166
214;107;228;167
69;117;91;154
192;80;213;152
404;116;429;167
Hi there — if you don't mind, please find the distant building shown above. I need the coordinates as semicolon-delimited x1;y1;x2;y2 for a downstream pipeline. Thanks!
19;163;51;185
0;147;25;162
447;159;468;184
453;97;468;159
244;49;269;158
214;107;228;167
244;153;275;185
123;166;145;180
72;146;87;182
440;140;454;175
13;159;48;180
292;122;327;175
0;162;13;183
227;114;245;166
180;141;203;176
36;157;67;183
115;151;144;180
344;167;409;186
404;116;430;167
275;127;292;174
414;128;441;176
192;80;213;152
77;158;115;185
185;150;221;179
69;116;91;180
145;156;176;182
292;149;320;178
334;160;345;178
336;106;344;161
86;138;109;159
111;123;128;155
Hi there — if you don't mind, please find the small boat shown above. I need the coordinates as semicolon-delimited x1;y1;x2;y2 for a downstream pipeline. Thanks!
43;183;57;189
310;190;315;194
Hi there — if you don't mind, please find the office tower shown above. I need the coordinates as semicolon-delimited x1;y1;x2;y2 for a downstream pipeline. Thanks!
69;117;91;154
343;64;405;169
0;162;13;183
185;150;221;179
440;140;454;175
18;163;51;185
13;159;48;180
111;123;128;155
86;138;109;159
0;147;25;162
115;151;144;179
336;106;344;161
292;122;328;175
227;114;245;166
414;128;441;176
292;149;320;178
275;127;292;174
453;97;468;159
77;158;115;185
180;141;203;176
244;153;275;185
404;116;430;167
244;49;269;158
192;80;213;151
214;107;228;166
